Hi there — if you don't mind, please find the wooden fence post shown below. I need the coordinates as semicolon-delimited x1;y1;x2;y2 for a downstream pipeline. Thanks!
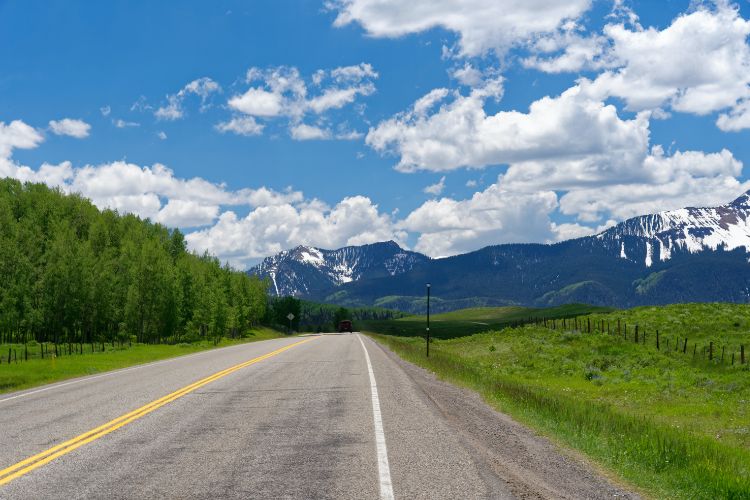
656;330;660;350
683;338;688;354
635;325;639;343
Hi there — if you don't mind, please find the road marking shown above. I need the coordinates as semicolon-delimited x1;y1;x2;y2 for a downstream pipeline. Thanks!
0;336;316;486
357;334;395;500
0;338;284;405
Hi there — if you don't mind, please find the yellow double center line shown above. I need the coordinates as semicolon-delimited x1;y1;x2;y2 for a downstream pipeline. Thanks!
0;336;316;486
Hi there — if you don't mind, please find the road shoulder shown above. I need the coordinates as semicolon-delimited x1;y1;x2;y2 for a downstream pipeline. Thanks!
367;336;640;499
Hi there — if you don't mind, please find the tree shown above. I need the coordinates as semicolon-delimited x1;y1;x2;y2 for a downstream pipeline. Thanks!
0;179;269;347
333;307;351;331
271;297;301;333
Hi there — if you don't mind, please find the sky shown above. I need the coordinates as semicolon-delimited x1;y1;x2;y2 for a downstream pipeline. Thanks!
3;0;750;268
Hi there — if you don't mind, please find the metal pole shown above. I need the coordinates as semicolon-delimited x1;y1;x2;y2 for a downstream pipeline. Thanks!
426;284;431;357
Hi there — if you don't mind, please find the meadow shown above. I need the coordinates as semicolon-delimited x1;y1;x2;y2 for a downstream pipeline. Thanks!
367;303;750;499
0;327;283;394
357;303;612;339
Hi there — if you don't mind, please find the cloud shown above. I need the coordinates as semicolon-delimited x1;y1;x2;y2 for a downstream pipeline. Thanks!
155;199;219;228
113;119;139;128
0;120;44;157
49;118;91;138
215;116;264;136
401;186;559;257
522;29;611;73
557;146;747;221
586;3;750;117
307;84;375;113
0;127;403;265
155;77;221;121
423;176;446;196
522;2;750;131
330;0;592;58
186;196;405;268
367;79;648;175
0;123;304;233
224;63;377;139
452;63;484;87
157;131;167;140
717;99;750;132
228;87;285;117
100;106;111;117
290;123;331;141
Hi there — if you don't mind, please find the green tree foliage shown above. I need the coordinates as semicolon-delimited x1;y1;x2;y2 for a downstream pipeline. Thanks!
267;296;301;332
332;307;350;331
0;179;268;345
294;300;405;332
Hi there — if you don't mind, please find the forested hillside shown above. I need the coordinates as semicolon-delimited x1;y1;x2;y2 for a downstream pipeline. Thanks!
0;179;268;346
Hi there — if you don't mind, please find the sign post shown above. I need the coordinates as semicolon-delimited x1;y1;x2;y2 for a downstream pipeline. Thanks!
426;283;431;357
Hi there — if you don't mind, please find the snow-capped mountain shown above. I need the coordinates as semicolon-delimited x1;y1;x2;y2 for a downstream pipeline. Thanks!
250;191;750;313
597;191;750;267
249;240;430;296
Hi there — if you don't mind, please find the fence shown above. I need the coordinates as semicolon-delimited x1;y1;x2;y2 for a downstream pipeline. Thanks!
509;315;747;368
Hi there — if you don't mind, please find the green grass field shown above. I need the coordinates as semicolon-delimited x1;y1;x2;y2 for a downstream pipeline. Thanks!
367;303;750;499
0;327;283;394
358;303;612;339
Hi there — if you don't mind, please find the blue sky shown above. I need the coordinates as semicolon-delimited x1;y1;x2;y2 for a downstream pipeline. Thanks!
3;0;750;267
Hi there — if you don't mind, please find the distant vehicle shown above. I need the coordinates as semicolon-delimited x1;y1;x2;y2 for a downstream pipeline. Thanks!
338;320;353;333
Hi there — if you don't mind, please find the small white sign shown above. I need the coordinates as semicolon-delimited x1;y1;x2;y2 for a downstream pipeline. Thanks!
287;313;295;321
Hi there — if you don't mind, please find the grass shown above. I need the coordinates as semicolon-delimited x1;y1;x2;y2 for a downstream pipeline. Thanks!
358;303;612;340
366;302;750;499
0;327;284;394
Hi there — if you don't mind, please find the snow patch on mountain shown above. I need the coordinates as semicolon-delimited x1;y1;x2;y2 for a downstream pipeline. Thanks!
600;191;750;265
299;248;325;267
249;241;430;296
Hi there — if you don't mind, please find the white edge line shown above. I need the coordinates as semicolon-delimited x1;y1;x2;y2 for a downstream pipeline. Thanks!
0;336;295;405
357;334;395;500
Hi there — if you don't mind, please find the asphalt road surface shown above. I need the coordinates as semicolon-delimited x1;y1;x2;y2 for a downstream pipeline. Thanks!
0;334;638;499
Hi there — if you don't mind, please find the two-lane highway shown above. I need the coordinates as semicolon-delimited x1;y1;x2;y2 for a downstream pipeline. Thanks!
0;334;637;499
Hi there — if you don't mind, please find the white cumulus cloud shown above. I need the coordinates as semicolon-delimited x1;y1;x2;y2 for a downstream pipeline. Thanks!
330;0;593;58
186;196;405;268
49;118;91;138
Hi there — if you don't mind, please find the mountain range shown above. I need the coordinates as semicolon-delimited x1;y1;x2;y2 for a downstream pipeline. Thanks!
249;191;750;313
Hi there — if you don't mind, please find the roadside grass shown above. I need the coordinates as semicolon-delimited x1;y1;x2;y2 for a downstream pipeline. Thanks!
0;327;284;394
367;303;750;499
358;303;612;340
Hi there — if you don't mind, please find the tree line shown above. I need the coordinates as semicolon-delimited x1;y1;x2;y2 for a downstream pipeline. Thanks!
0;179;268;346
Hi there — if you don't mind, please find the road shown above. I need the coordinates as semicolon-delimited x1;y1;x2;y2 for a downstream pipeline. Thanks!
0;334;637;499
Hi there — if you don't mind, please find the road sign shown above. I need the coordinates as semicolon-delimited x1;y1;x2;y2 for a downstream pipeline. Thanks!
287;313;295;321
